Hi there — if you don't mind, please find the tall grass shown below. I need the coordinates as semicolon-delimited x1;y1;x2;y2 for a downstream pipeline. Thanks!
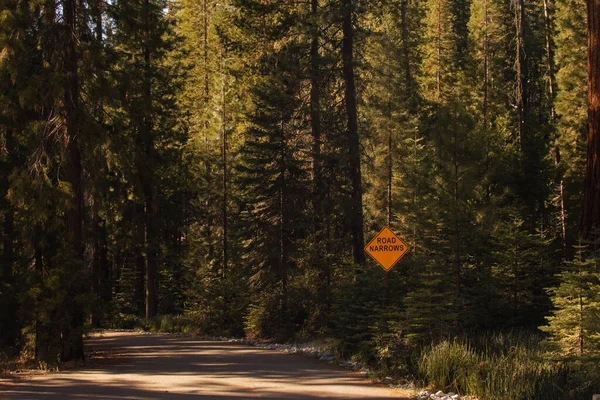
419;332;598;400
420;340;479;394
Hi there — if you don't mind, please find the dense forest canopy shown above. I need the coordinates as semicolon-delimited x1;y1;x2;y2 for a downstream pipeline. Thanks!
1;0;600;396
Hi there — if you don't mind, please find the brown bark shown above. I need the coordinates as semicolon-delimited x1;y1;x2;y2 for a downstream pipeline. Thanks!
310;0;322;237
2;211;14;280
203;0;214;266
279;123;288;323
581;0;600;238
91;212;101;327
91;0;110;326
483;0;489;132
221;53;228;279
310;0;330;324
34;246;47;361
62;0;85;361
514;0;527;152
2;127;15;282
1;125;18;347
142;0;157;320
342;0;365;265
543;0;567;250
387;102;392;227
136;214;146;314
400;0;412;97
436;0;441;97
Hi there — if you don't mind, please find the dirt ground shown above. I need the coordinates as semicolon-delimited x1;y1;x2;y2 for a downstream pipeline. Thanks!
0;331;412;399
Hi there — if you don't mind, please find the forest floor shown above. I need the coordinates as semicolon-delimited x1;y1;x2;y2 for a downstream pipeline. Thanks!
0;331;412;399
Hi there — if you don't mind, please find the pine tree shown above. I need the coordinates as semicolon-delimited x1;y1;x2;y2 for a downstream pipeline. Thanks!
237;43;309;339
542;242;600;357
554;0;587;245
0;0;42;349
108;0;184;320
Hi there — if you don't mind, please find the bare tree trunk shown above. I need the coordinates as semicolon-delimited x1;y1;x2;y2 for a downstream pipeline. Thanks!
34;246;47;361
310;0;329;327
514;0;527;153
483;0;492;204
581;0;600;238
453;126;461;314
2;211;14;282
2;127;15;283
578;249;584;356
91;211;101;327
387;105;392;227
136;213;146;314
221;53;228;279
1;125;18;347
483;0;489;133
91;0;110;326
385;62;393;304
342;0;365;265
143;0;157;320
400;0;412;97
542;0;567;250
436;0;442;98
203;0;214;266
279;123;288;325
62;0;85;361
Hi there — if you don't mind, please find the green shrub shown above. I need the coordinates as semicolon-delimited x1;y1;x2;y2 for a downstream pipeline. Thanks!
115;314;146;330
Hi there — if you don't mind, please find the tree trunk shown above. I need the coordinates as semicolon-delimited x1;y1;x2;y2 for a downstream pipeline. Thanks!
143;0;157;320
221;54;228;279
310;0;322;248
483;0;489;133
34;246;48;361
203;0;214;267
454;153;461;306
581;0;600;238
1;125;18;348
310;0;330;326
386;101;392;227
542;0;567;250
400;0;412;97
91;211;101;327
2;127;15;282
62;0;85;361
136;214;146;315
279;123;288;328
342;0;365;265
2;211;14;282
436;0;442;98
514;0;527;153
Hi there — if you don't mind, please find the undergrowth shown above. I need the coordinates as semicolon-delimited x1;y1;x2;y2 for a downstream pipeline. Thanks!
418;332;600;400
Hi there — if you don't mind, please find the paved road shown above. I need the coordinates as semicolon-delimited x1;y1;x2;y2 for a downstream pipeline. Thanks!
1;332;409;399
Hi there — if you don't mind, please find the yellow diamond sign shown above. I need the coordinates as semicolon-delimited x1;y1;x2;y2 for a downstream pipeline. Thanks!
365;226;410;272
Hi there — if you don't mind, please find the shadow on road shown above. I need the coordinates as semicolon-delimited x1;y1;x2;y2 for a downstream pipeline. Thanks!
1;333;407;400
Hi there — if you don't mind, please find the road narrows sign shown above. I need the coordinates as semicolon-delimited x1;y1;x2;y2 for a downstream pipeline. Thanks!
365;226;410;272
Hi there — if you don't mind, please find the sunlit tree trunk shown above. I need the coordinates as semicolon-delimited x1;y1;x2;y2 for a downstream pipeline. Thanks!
581;0;600;238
